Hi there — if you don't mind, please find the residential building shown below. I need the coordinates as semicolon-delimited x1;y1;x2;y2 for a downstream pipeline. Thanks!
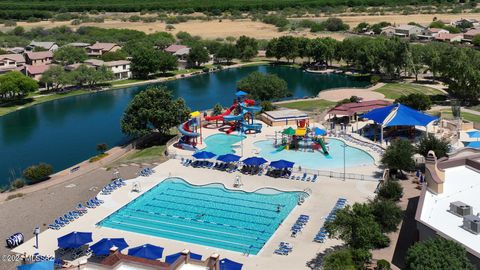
65;42;90;49
26;41;58;51
5;47;25;54
24;51;53;66
83;59;131;80
418;28;450;40
87;42;121;57
463;29;480;42
453;18;480;28
415;149;480;268
434;33;464;43
0;54;25;73
165;44;190;70
394;25;423;38
380;26;396;37
25;64;51;81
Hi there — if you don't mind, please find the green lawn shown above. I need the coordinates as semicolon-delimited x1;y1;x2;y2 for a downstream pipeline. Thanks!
374;83;445;100
278;99;336;112
115;145;167;164
440;110;480;123
109;79;144;86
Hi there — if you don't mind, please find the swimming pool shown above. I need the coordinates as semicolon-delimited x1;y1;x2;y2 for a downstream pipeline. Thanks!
201;133;245;156
98;178;303;255
254;138;375;170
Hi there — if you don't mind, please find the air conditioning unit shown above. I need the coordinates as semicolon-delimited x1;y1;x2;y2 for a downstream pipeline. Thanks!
462;215;480;234
449;201;473;217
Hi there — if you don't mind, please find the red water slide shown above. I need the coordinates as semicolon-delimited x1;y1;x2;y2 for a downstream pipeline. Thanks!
204;103;238;122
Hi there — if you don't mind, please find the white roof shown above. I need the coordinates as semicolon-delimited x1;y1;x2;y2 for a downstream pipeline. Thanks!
396;24;422;31
419;165;480;255
263;109;308;120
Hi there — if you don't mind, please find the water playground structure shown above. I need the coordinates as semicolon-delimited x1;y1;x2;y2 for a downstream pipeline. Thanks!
176;111;202;151
274;120;330;155
203;91;263;135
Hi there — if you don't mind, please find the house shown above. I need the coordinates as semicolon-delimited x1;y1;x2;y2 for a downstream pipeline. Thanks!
463;29;480;42
26;41;58;51
0;54;25;73
394;25;423;37
434;33;463;43
25;64;51;81
416;149;480;268
165;44;190;70
380;26;396;37
87;42;121;57
418;28;450;40
24;51;53;66
83;59;131;80
453;18;480;28
65;42;90;49
5;47;25;54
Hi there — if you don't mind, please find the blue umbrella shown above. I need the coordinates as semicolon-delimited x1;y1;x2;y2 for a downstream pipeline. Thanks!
192;151;216;159
235;91;248;97
220;258;243;270
165;252;202;264
90;238;129;256
313;127;327;136
217;154;241;163
17;260;54;270
242;157;268;166
57;231;92;249
128;244;164;260
269;159;295;169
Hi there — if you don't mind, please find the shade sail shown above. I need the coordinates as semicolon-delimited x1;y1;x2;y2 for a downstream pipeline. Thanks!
192;151;216;159
362;104;438;127
217;154;241;162
313;127;327;136
282;127;296;135
219;258;243;270
90;238;129;256
269;160;295;169
57;231;92;249
466;141;480;148
17;260;54;270
165;252;202;264
128;244;164;260
467;130;480;138
242;157;268;166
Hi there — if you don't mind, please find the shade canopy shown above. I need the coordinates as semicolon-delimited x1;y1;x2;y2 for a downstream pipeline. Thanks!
467;130;480;138
192;151;216;159
165;252;202;264
235;91;248;97
313;127;327;136
219;258;243;270
362;104;438;127
282;127;296;135
17;260;54;270
466;141;480;148
128;244;164;260
57;231;92;249
242;157;268;166
217;154;241;163
269;160;295;169
90;238;129;256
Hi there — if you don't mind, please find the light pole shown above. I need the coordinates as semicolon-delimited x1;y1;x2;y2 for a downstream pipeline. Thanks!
33;227;40;249
342;141;346;181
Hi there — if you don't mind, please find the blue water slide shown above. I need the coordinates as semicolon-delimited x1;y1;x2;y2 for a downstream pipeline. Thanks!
177;120;200;138
223;114;244;122
240;104;262;114
241;122;262;133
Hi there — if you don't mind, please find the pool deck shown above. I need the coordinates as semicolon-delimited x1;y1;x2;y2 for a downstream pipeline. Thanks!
13;123;382;269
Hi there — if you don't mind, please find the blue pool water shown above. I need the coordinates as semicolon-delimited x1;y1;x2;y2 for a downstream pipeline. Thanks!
254;138;375;169
98;178;303;255
201;134;245;156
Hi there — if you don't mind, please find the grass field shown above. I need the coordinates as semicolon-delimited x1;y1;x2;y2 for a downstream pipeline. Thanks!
278;99;336;112
115;145;167;164
374;83;445;100
109;79;145;86
440;110;480;123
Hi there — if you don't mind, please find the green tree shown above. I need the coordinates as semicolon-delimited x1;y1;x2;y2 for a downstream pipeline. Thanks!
416;134;450;158
96;143;108;154
322;17;350;31
237;72;290;101
211;103;223;116
215;44;238;64
377;180;404;202
131;47;160;79
0;71;38;99
235;35;258;61
187;45;210;67
53;46;87;65
395;93;432;111
276;36;298;62
121;87;190;138
405;237;474;270
381;139;415;176
157;51;178;74
265;38;280;61
371;199;403;233
101;50;129;61
323;249;355;270
23;163;53;183
40;65;71;91
407;44;424;82
260;100;275;112
354;22;370;33
376;259;391;270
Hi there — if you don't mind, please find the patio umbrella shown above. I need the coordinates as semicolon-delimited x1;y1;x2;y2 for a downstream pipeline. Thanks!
90;238;129;256
313;127;327;136
235;91;248;97
282;127;296;136
217;154;241;163
192;151;216;159
57;231;92;249
165;252;202;264
242;157;268;166
128;244;164;260
219;258;243;270
17;260;54;270
269;160;295;169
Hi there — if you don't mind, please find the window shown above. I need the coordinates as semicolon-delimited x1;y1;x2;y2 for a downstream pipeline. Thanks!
123;65;126;69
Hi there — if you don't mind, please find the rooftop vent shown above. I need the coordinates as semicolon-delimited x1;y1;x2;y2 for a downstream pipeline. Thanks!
462;215;480;234
449;201;473;217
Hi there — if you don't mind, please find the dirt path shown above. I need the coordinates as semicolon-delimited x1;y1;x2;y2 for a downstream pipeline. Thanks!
317;83;386;101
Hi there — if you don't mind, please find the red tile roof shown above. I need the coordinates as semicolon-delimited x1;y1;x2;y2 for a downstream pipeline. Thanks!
26;64;51;75
165;44;188;53
25;51;53;60
88;42;119;51
0;53;25;63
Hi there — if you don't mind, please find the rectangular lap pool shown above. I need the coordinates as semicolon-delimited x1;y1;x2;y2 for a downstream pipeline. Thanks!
98;178;303;255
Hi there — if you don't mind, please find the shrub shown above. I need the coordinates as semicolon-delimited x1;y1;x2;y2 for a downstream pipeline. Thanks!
260;101;276;112
71;19;81;25
211;103;224;116
129;15;141;22
6;193;24;201
371;75;381;85
416;134;450;158
371;199;404;232
27;17;41;23
378;181;404;202
395;93;432;111
202;67;210;73
4;20;17;27
376;259;391;270
96;143;108;154
23;163;53;183
10;178;25;189
323;249;355;270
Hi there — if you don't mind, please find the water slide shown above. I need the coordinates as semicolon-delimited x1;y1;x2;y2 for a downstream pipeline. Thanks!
317;138;329;155
241;122;262;133
204;103;237;122
177;118;200;150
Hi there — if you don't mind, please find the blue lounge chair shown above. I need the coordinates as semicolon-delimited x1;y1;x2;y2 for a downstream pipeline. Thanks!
301;173;307;181
59;216;70;224
48;224;60;230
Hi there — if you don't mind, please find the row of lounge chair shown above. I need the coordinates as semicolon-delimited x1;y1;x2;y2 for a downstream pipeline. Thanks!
182;159;240;173
314;198;347;243
291;215;309;238
241;165;263;175
139;168;154;177
341;134;385;155
266;168;291;178
48;197;104;230
101;178;126;195
274;242;293;256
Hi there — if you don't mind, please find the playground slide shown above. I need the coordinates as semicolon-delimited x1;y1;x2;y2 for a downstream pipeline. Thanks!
241;122;262;133
276;145;287;152
317;139;329;155
204;103;237;121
